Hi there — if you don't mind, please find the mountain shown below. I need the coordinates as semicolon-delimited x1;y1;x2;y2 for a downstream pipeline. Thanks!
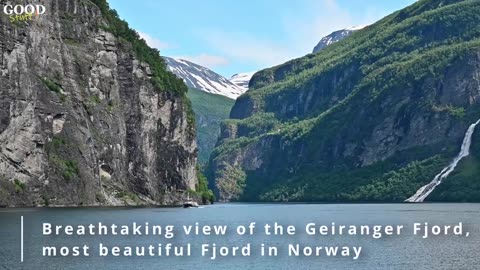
312;26;366;53
164;57;246;99
208;0;480;202
165;60;247;164
230;72;256;91
0;0;202;207
164;59;248;166
187;89;235;165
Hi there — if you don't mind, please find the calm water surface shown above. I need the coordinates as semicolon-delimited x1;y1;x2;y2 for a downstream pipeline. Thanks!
0;203;479;270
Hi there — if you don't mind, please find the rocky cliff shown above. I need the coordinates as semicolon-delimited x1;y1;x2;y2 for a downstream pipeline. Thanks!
209;0;480;202
0;0;198;207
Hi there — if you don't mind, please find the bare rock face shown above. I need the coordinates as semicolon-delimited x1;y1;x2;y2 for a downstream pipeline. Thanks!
0;0;197;206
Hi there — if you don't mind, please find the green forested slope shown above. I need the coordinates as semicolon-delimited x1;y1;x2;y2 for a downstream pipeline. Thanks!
209;0;480;202
187;89;235;164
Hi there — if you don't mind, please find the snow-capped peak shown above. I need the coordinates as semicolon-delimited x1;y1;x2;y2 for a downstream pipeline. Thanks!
230;71;256;91
312;25;368;53
163;57;246;99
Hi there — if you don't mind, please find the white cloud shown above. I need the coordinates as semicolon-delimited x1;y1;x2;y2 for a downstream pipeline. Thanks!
284;0;355;54
196;0;391;70
200;31;299;68
173;53;229;69
132;1;409;75
285;0;401;54
136;31;228;69
137;31;170;50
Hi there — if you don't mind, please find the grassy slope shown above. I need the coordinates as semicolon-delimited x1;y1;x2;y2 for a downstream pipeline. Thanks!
187;88;235;164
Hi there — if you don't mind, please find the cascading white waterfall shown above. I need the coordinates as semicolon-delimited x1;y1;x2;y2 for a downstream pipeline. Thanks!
405;119;480;203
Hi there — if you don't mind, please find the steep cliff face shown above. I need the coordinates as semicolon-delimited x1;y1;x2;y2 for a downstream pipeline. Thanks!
0;0;198;207
209;0;480;202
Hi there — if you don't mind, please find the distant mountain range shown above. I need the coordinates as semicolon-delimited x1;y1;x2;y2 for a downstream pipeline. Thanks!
312;25;366;53
163;57;247;99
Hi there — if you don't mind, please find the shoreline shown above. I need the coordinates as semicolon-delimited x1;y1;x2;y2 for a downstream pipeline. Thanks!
1;201;479;210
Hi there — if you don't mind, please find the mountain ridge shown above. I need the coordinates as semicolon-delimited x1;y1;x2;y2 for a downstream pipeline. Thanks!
164;57;246;99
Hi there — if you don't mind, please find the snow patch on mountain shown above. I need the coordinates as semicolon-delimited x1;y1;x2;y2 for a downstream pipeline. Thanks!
230;72;256;91
164;56;245;99
312;25;367;53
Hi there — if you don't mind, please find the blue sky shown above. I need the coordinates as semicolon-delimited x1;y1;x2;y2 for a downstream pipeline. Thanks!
108;0;416;77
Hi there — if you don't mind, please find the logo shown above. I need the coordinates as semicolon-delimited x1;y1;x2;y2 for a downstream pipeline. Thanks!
3;4;46;23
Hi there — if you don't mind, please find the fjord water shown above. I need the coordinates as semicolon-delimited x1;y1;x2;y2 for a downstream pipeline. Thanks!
0;204;479;270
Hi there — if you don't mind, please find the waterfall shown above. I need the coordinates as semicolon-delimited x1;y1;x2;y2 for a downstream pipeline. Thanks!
405;119;480;203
